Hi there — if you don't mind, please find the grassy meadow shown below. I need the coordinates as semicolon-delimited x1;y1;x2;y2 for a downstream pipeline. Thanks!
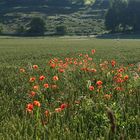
0;37;140;139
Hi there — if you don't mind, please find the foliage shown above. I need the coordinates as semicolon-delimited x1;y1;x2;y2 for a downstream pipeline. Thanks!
105;0;140;32
56;25;67;35
16;25;25;35
27;17;46;36
0;25;3;34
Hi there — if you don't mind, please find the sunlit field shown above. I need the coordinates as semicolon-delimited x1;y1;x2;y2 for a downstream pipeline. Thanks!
0;37;140;139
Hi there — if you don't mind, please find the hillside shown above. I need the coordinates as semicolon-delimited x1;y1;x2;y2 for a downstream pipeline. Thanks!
0;0;110;35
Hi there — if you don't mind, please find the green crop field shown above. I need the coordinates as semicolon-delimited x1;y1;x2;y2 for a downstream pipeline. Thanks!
0;37;140;139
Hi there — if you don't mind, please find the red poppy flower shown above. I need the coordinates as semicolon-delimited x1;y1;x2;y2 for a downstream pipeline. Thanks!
111;60;116;67
33;65;38;69
96;81;103;86
33;85;39;90
29;91;36;97
29;77;36;82
26;103;33;112
45;110;49;116
58;68;65;73
33;100;41;107
39;75;45;81
89;86;94;91
53;76;59;81
60;103;68;110
44;83;49;88
124;75;129;80
91;49;96;54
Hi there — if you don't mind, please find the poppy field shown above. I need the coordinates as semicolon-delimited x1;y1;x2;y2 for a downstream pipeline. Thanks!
0;37;140;140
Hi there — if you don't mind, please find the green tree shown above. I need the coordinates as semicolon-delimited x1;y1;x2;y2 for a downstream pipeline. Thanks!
0;25;3;34
105;0;128;32
56;25;67;35
16;25;25;35
127;0;140;31
27;17;46;36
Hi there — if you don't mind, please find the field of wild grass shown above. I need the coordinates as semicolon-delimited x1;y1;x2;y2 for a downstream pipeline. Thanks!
0;37;140;139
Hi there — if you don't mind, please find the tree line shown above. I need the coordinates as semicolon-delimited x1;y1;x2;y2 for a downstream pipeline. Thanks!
105;0;140;33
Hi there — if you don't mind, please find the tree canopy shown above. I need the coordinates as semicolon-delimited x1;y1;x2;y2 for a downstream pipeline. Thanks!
27;17;46;36
105;0;140;32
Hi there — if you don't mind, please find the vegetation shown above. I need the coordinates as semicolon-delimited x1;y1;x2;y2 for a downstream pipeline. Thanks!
27;17;46;36
56;25;67;35
105;0;140;32
0;0;140;139
0;37;140;139
0;0;108;35
0;25;3;34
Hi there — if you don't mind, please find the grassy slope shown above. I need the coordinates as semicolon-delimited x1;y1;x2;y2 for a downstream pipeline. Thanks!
0;1;109;35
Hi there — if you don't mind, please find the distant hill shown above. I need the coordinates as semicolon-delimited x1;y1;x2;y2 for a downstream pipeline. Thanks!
0;0;110;35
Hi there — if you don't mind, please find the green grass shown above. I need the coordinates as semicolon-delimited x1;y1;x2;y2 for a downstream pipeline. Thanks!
0;37;140;139
0;37;140;66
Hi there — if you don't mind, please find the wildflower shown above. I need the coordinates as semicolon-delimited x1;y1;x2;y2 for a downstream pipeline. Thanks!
116;78;124;83
74;61;78;65
117;74;122;78
50;63;56;68
44;83;49;88
55;108;62;113
53;58;58;63
20;68;25;73
91;49;96;54
33;65;38;69
90;68;97;73
118;68;124;73
39;75;45;81
58;68;65;73
53;76;59;81
60;103;68;110
89;86;94;91
29;77;36;82
29;91;36;97
33;100;41;107
26;103;33;112
96;80;103;86
45;110;49;117
111;60;116;67
33;85;39;90
124;75;129;80
88;57;92;61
